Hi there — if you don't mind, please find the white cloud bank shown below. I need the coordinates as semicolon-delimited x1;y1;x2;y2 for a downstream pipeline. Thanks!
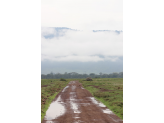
41;0;123;30
41;28;123;62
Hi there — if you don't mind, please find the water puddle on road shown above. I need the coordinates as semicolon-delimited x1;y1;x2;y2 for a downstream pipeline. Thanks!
88;97;106;107
74;120;84;123
45;121;56;123
80;103;90;106
44;96;65;121
81;87;85;89
62;86;69;92
70;89;81;114
69;81;76;84
103;109;113;114
72;85;76;91
87;97;113;114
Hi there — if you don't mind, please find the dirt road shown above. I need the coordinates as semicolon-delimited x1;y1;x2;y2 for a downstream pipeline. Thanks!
42;81;123;123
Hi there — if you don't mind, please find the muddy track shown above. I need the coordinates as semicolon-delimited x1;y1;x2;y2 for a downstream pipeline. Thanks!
42;81;123;123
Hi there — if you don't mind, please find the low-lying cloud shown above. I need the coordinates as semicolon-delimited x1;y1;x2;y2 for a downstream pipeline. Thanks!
41;27;123;62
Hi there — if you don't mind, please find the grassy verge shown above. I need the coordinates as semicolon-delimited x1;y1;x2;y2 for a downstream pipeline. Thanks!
79;78;123;119
41;79;69;121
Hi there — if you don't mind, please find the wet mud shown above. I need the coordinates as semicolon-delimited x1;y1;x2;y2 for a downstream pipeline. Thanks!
42;81;123;123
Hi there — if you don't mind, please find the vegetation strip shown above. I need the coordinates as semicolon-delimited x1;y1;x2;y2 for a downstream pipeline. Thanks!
41;79;69;121
79;78;123;119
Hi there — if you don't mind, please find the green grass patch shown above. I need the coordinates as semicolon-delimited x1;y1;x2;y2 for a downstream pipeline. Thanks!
79;78;123;119
41;79;69;121
41;92;58;121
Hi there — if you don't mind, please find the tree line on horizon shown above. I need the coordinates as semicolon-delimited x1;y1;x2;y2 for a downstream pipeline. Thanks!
41;72;123;79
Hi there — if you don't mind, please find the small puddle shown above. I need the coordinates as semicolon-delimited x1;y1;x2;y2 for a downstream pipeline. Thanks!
103;109;113;114
44;96;65;120
80;103;90;106
70;101;80;113
70;92;76;94
69;81;75;84
70;92;76;99
74;120;83;123
81;87;85;89
88;97;106;107
62;86;69;92
45;121;55;123
70;90;81;114
72;85;76;91
87;97;113;114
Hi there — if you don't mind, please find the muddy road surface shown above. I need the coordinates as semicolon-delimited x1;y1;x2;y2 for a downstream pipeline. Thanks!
42;81;123;123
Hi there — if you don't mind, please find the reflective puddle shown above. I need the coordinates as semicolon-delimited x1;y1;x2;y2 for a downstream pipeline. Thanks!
44;96;65;120
69;81;76;84
87;97;113;114
70;88;81;113
72;85;76;91
73;120;83;123
80;103;90;106
103;109;113;114
88;97;106;107
45;121;55;123
81;87;85;89
62;86;69;92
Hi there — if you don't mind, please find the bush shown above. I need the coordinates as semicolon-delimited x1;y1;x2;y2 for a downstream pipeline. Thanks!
86;77;93;81
60;78;66;81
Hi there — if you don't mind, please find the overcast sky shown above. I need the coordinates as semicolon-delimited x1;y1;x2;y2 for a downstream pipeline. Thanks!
41;0;123;74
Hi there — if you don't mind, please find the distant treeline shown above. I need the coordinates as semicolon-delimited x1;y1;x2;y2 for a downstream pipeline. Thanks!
41;72;123;79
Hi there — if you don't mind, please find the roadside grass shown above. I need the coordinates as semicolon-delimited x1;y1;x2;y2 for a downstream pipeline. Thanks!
79;78;123;119
41;79;61;86
41;79;69;121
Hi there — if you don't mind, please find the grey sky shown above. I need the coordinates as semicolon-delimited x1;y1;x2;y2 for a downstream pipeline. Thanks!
41;0;123;30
